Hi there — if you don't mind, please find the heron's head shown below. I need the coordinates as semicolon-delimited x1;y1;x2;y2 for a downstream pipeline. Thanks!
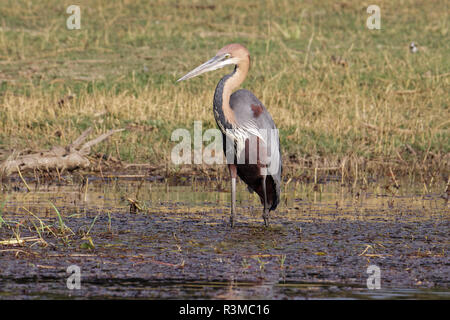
177;43;250;82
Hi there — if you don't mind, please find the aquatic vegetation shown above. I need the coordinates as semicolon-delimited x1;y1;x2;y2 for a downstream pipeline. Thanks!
0;178;448;298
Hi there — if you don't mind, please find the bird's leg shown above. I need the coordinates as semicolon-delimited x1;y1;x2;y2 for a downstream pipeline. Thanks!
231;177;236;227
228;164;237;228
262;174;270;227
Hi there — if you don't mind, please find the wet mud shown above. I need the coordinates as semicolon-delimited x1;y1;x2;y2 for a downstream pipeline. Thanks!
0;177;448;299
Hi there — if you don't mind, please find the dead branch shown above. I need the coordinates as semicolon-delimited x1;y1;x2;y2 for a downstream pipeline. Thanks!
69;127;93;150
79;128;124;155
0;127;124;177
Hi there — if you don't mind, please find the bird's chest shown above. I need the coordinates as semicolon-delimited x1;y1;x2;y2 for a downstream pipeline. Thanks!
220;127;268;170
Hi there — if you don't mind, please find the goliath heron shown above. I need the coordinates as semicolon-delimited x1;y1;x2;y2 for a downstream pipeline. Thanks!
177;43;282;227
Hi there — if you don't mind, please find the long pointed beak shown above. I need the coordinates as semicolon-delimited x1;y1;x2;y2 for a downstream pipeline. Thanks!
177;55;229;82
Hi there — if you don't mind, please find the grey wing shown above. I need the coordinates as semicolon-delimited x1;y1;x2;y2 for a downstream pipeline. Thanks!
230;89;277;130
230;89;282;195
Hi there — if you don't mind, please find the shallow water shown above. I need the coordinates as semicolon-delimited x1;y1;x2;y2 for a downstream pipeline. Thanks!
0;176;448;299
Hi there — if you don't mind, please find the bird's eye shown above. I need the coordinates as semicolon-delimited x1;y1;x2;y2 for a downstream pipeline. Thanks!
224;54;231;59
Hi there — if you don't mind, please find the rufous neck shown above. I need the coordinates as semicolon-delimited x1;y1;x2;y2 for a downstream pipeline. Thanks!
213;58;250;128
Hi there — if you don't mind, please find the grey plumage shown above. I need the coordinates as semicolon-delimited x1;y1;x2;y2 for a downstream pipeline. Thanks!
228;89;282;211
178;43;282;227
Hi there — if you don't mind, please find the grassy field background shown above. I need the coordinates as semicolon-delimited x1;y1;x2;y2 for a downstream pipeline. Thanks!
0;0;448;179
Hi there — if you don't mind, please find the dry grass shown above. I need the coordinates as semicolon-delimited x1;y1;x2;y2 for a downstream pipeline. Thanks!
0;0;448;179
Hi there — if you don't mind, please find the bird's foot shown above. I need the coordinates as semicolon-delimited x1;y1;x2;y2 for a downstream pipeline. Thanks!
229;215;235;228
262;210;270;227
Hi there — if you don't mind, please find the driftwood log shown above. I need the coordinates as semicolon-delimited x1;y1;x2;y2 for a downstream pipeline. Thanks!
0;127;124;177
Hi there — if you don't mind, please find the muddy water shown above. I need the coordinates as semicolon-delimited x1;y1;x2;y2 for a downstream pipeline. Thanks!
0;176;448;299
